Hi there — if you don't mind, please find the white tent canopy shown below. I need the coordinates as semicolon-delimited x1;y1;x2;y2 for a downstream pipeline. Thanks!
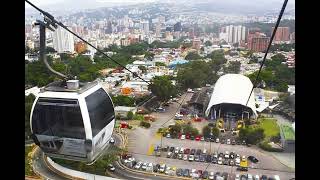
205;74;257;117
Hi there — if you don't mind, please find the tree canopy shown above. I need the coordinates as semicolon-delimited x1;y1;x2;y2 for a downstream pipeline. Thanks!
185;52;202;60
177;61;218;90
148;76;177;101
112;95;135;107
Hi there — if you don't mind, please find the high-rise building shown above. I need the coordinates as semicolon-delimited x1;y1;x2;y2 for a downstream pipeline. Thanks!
220;25;246;44
155;22;161;37
272;27;290;42
53;26;74;53
247;32;269;52
141;21;149;34
174;22;182;32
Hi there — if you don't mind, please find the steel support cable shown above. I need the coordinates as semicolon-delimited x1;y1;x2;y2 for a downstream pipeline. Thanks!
245;0;289;106
25;0;151;85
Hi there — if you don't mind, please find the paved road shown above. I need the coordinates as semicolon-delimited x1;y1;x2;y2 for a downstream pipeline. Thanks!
125;93;295;180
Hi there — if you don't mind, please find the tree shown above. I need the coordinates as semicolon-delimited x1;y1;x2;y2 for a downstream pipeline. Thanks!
204;41;212;47
127;111;134;120
169;124;182;137
149;76;177;102
177;61;217;90
155;62;166;67
185;52;202;60
138;65;147;73
211;127;220;137
112;95;135;107
202;126;211;138
239;127;265;144
223;61;241;74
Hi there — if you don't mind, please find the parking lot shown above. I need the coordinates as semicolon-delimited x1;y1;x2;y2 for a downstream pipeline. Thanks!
125;92;295;179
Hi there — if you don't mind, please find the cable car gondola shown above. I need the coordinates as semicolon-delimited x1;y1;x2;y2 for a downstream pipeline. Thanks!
30;80;115;164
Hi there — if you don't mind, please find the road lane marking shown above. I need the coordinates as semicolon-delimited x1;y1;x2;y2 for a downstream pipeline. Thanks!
147;144;155;156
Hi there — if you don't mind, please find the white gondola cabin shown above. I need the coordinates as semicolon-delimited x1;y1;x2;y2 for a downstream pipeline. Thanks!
30;80;115;164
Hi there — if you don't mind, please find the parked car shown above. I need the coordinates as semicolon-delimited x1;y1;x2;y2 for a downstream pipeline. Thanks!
196;149;202;155
194;155;200;162
229;160;235;166
172;153;178;159
156;107;166;112
242;140;246;145
134;161;143;169
236;140;241;145
184;148;190;154
159;164;166;173
218;157;223;165
202;171;209;179
200;155;206;162
183;169;190;177
190;149;196;155
209;172;215;180
183;154;188;161
240;174;248;180
216;138;220;143
176;168;183;176
221;139;226;144
235;174;240;180
109;137;115;144
190;135;195;140
218;152;224;157
178;153;183;159
254;175;260;180
212;157;218;164
154;164;160;172
206;155;212;163
146;163;153;172
203;149;207;154
167;152;172;158
223;159;229;165
107;164;115;172
247;174;253;180
227;139;231;145
232;139;236;145
189;155;194;161
169;146;175;152
222;172;229;180
261;175;268;180
248;156;259;163
175;147;180;154
201;136;205;141
180;134;186;140
179;147;184;153
166;133;171;138
141;162;148;170
224;151;230;159
235;158;241;166
195;136;201;141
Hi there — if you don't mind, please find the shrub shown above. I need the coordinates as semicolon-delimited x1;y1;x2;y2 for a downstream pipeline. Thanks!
259;141;283;152
127;111;134;120
140;121;151;128
270;133;281;143
128;125;133;129
133;114;144;121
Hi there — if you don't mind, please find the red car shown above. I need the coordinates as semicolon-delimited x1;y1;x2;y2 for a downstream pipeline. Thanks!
195;136;202;141
184;148;190;154
186;134;190;139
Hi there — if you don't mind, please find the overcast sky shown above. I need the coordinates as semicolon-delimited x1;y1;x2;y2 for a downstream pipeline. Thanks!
26;0;295;14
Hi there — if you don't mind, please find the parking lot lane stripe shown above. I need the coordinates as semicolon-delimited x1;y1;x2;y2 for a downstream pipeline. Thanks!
147;144;154;156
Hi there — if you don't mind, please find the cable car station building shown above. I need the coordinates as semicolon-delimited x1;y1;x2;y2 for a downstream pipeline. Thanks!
205;74;258;130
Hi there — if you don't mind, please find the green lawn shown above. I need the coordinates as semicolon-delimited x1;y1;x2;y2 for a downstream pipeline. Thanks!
281;125;295;140
258;118;280;138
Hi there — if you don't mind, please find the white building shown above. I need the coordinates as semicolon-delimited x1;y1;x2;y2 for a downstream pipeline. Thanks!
53;26;75;53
